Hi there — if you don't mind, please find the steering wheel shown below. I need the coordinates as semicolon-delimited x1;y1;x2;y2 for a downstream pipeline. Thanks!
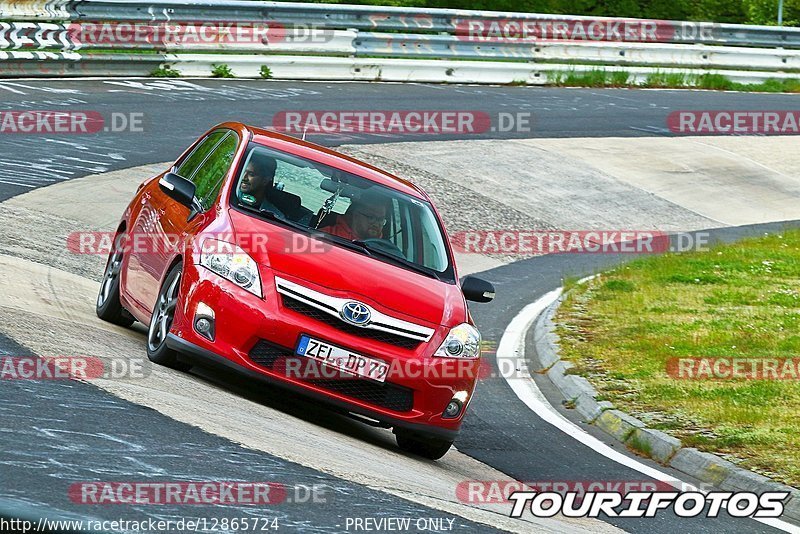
361;238;405;258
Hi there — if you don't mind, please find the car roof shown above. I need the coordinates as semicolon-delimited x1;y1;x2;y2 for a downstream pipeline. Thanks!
243;124;429;201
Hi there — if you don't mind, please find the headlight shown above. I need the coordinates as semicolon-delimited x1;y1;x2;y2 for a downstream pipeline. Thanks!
434;323;481;359
199;239;263;298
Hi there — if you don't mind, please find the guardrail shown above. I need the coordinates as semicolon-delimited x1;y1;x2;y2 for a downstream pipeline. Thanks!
3;23;799;72
3;50;797;86
0;1;799;83
3;0;800;48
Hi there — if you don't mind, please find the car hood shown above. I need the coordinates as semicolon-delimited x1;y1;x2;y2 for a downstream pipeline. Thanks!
229;209;465;326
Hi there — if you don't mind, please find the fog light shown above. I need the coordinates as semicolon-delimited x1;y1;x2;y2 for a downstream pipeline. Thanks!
443;400;462;419
194;302;215;341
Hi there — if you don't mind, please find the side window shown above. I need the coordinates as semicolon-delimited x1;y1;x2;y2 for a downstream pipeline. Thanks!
419;209;446;271
191;132;238;211
176;131;225;179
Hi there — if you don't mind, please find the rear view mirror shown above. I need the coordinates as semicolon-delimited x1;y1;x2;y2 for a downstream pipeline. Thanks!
159;172;196;209
320;178;359;198
461;276;495;303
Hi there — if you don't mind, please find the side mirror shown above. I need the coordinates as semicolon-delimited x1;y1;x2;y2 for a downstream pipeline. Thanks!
461;275;495;303
158;172;196;210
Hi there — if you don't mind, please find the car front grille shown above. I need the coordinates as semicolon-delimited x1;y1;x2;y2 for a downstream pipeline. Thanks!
281;296;421;350
248;340;286;367
248;340;414;413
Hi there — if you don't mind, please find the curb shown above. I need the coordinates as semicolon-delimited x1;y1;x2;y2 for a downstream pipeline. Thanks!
531;288;800;526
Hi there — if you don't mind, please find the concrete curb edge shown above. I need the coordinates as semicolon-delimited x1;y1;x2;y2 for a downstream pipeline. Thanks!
530;288;800;525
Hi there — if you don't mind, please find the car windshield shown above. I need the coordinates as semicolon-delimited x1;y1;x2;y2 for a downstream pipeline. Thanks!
231;143;454;280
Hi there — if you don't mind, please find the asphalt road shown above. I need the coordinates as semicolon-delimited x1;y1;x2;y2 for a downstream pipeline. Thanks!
0;78;798;200
0;333;503;533
1;80;798;533
463;222;800;533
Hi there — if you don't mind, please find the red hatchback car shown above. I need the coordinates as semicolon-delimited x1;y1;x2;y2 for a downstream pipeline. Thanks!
96;122;495;459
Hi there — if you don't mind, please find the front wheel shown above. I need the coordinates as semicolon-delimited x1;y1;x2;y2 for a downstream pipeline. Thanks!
96;246;134;327
147;263;190;371
395;429;454;460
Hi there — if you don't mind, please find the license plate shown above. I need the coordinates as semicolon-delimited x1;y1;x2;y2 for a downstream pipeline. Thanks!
295;335;389;383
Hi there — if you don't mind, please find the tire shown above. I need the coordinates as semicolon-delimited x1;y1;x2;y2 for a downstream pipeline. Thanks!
395;429;454;460
96;246;135;327
146;263;190;371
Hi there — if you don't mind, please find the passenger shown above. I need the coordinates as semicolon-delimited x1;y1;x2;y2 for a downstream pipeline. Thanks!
327;190;388;241
239;155;285;218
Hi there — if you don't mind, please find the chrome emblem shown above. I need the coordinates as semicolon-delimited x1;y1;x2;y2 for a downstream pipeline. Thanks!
341;301;371;326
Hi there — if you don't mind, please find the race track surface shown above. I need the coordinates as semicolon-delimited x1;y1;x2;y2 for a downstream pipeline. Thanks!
1;79;798;533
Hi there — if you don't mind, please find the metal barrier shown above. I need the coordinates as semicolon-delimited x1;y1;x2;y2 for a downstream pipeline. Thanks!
3;0;799;48
0;0;799;82
2;51;796;84
355;33;800;71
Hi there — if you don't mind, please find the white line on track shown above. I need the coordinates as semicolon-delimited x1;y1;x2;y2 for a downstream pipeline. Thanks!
497;287;800;533
0;179;35;188
0;83;27;94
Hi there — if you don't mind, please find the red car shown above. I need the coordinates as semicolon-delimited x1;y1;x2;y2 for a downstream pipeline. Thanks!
96;122;495;459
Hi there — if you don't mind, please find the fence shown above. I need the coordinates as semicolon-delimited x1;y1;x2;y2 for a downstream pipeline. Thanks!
0;0;799;83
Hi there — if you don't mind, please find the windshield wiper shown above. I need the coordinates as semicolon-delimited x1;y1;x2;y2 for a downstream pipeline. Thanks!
351;240;441;280
313;235;373;257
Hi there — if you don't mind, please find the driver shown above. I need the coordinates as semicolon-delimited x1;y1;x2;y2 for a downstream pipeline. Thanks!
328;190;388;241
239;154;285;218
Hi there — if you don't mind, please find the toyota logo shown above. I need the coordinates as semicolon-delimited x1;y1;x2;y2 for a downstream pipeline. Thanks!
341;301;371;326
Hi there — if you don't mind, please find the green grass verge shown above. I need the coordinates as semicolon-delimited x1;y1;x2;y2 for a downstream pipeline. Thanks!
556;229;800;486
547;69;800;93
151;66;181;78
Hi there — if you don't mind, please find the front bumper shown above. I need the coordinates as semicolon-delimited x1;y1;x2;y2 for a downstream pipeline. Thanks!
167;334;460;441
168;262;479;440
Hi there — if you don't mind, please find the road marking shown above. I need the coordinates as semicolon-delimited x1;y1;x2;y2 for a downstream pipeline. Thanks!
0;179;34;188
498;287;800;533
0;83;27;95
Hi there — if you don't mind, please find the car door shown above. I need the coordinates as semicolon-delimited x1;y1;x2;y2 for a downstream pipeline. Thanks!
124;130;234;316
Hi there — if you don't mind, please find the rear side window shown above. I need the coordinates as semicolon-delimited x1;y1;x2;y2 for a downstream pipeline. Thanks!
191;132;238;210
176;131;225;179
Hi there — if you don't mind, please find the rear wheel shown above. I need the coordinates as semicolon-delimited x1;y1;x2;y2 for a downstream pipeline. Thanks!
96;246;134;327
147;263;190;371
395;429;454;460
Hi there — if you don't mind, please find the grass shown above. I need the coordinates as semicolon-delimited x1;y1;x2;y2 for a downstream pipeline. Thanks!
641;70;692;88
547;69;800;93
151;66;181;78
556;229;800;487
211;63;235;78
548;69;630;88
